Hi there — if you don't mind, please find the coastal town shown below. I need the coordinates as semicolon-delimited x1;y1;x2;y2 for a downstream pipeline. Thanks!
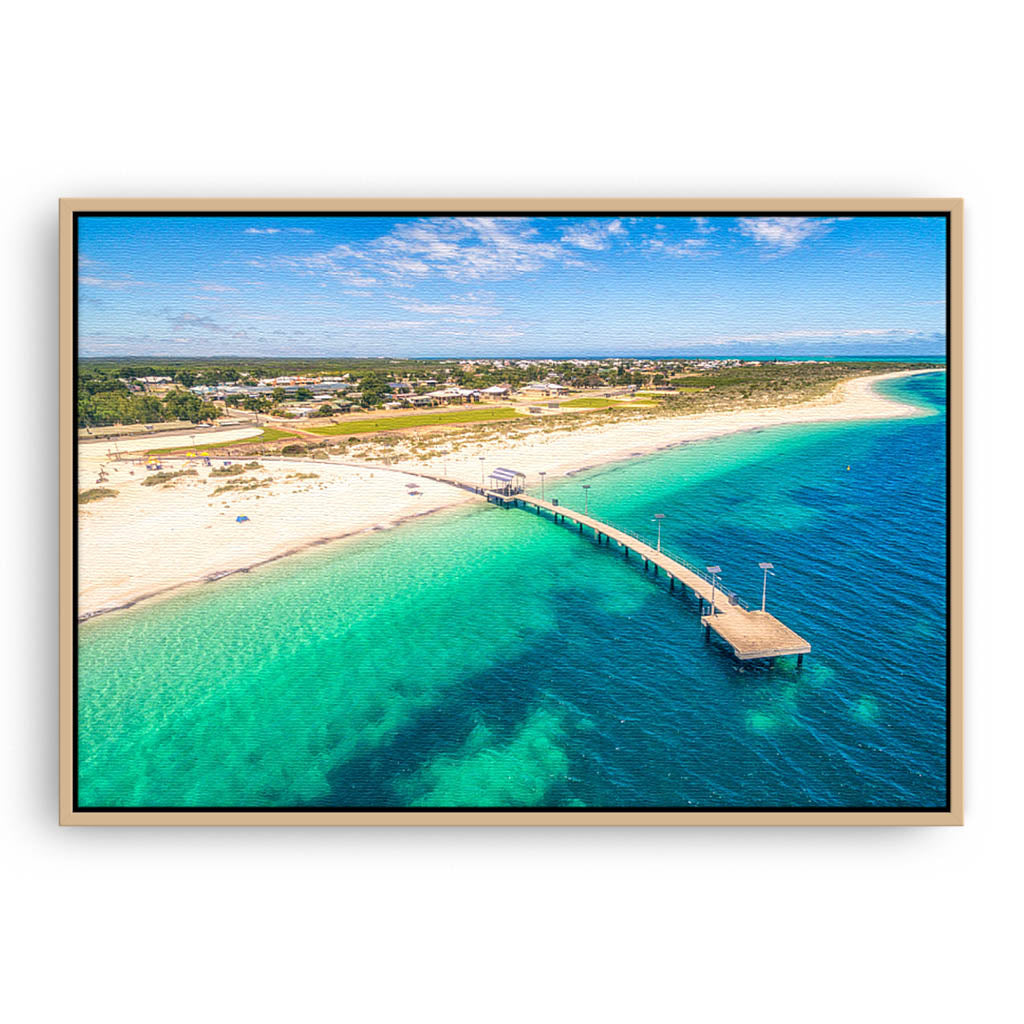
80;355;761;423
78;355;923;436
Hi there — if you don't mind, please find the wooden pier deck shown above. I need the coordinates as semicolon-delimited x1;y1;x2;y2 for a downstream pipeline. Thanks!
489;490;811;662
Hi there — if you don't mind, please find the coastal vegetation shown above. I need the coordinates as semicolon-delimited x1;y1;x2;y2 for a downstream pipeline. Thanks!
211;477;271;496
140;469;198;487
78;369;222;427
79;487;118;504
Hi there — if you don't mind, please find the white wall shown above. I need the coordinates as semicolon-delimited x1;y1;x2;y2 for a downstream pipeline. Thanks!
3;2;1018;1021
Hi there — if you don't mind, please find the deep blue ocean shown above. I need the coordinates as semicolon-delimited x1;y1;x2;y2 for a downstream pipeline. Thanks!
77;372;948;809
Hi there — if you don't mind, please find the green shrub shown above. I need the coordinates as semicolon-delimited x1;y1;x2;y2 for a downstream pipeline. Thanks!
79;487;118;504
141;469;197;487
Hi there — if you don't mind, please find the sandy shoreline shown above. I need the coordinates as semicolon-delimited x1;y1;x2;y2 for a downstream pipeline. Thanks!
77;368;941;620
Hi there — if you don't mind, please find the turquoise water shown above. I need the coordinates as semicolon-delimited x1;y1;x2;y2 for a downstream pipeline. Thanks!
77;373;948;809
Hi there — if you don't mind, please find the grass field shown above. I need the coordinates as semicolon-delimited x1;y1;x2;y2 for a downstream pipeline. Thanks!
559;397;654;409
308;407;524;436
145;426;298;456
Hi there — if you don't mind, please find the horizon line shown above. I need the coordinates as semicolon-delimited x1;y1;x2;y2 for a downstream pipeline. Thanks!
78;351;948;361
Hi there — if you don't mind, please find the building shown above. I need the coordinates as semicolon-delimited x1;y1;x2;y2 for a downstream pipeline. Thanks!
134;375;172;392
423;387;480;404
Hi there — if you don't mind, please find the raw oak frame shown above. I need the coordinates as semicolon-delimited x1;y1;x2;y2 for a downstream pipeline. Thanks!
59;197;964;826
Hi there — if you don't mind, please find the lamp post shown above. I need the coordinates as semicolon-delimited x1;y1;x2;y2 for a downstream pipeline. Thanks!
582;484;591;514
706;565;722;616
652;513;665;552
479;456;485;487
758;562;775;613
539;471;546;500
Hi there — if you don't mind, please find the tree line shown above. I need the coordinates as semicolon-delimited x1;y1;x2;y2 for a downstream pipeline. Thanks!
78;373;221;427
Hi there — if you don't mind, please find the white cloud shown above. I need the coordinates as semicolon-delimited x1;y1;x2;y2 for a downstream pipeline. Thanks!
401;296;501;318
561;218;625;251
736;217;844;254
79;275;149;289
285;217;576;285
645;236;711;258
723;327;920;342
244;227;281;235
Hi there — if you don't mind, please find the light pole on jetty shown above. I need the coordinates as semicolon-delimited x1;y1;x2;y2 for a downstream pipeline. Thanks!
479;456;485;487
759;562;775;613
707;565;722;617
582;484;591;514
539;471;546;500
653;513;665;552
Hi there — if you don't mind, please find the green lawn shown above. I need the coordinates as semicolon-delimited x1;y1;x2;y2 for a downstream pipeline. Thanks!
560;397;654;409
146;426;298;455
308;407;524;436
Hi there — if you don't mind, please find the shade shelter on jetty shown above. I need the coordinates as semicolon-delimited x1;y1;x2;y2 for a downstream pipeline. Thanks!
487;467;526;496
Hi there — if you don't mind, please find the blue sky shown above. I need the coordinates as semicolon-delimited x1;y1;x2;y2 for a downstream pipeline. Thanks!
77;214;947;357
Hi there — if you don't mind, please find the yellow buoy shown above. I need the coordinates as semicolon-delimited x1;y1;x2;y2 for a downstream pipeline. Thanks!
846;465;851;471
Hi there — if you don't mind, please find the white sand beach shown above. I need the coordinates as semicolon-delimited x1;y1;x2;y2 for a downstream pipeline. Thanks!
77;368;941;619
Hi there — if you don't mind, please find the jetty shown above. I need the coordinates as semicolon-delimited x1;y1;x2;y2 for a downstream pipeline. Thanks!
162;454;810;663
485;489;811;664
344;462;811;663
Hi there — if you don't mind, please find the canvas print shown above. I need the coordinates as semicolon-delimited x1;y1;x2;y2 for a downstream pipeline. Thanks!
66;205;956;819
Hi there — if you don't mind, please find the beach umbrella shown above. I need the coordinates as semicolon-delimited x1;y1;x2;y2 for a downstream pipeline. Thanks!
236;515;249;523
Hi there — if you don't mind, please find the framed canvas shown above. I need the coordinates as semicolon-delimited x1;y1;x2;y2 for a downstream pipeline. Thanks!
59;198;963;825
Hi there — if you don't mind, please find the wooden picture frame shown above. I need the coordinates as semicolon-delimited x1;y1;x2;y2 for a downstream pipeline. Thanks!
60;198;963;825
